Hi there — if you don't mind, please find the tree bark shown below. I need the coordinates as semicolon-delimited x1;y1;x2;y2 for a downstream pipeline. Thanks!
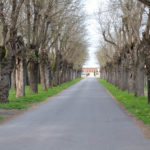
28;61;38;93
0;73;10;103
146;63;150;104
135;58;145;97
58;69;63;85
115;65;119;87
128;56;135;94
73;70;76;79
62;69;65;82
52;55;61;86
11;68;16;89
16;57;25;97
0;46;14;103
62;65;67;82
122;68;128;90
128;69;135;93
148;77;150;104
40;63;47;90
119;60;128;91
45;65;51;89
54;70;58;86
68;68;72;81
118;66;123;89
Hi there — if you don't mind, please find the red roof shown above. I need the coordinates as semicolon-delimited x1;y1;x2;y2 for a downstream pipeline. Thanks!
82;68;98;72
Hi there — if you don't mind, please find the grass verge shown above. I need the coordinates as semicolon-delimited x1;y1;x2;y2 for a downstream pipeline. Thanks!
0;78;82;110
98;78;150;126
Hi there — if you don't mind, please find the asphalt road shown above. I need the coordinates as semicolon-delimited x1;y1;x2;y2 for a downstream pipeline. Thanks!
0;77;150;150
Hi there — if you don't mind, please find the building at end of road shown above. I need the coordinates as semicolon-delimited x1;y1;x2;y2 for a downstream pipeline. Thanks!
82;68;100;78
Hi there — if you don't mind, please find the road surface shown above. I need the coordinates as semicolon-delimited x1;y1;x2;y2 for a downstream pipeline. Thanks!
0;77;150;150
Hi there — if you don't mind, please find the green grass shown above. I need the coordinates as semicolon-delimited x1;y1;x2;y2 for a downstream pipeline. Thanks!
0;78;82;110
0;116;3;120
98;78;150;125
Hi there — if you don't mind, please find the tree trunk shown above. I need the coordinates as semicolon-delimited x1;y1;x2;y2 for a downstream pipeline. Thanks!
58;69;63;85
40;63;47;90
148;77;150;104
54;70;58;86
0;35;25;102
16;58;25;97
69;68;72;81
146;64;150;104
115;65;119;87
28;61;38;93
11;68;16;89
120;66;124;90
143;42;150;103
118;66;122;89
73;70;76;79
63;66;67;82
24;64;29;86
65;68;69;81
45;65;51;89
128;69;135;94
109;68;113;84
0;46;15;103
62;69;65;82
77;70;81;78
103;68;107;80
53;63;59;86
112;67;115;85
135;58;145;97
0;73;10;103
68;68;71;81
128;57;135;94
108;68;111;83
122;68;128;90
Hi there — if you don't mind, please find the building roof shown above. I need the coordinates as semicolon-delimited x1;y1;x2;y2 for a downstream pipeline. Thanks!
82;68;99;72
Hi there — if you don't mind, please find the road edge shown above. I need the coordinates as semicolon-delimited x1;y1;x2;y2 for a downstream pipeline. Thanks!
97;79;150;139
0;79;83;125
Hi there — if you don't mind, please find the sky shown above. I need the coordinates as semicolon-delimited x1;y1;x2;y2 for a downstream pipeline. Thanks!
83;0;105;68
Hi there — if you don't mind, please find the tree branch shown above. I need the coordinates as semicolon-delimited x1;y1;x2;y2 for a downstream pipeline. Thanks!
138;0;150;7
102;31;118;48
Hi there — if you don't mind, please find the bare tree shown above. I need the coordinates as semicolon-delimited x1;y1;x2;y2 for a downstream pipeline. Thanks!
0;0;24;103
0;0;87;102
97;0;149;100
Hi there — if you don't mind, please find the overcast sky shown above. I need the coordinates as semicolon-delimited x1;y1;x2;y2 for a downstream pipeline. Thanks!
83;0;106;68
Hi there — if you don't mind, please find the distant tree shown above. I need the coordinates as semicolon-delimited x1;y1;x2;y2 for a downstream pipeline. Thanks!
97;0;150;103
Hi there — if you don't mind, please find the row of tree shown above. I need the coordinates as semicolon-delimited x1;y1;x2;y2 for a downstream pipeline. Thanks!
0;0;87;103
97;0;150;103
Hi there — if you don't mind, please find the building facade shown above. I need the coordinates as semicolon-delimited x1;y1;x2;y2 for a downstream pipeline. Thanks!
82;68;100;77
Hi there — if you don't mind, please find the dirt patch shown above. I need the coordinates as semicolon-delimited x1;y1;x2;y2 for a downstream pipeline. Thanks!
102;86;150;140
